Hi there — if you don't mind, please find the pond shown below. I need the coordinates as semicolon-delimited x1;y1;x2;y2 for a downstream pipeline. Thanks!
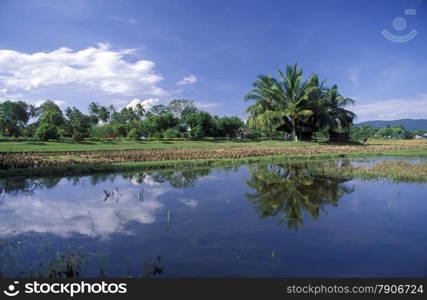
0;158;426;277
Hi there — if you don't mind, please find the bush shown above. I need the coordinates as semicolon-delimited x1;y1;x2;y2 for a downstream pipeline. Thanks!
36;123;59;141
90;125;113;139
111;123;129;137
189;125;205;140
151;132;164;139
128;128;144;141
164;127;181;138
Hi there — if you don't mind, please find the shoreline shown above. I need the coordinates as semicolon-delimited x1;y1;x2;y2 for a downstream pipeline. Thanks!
1;150;426;181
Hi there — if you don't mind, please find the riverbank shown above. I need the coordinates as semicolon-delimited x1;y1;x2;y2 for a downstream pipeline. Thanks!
1;150;427;182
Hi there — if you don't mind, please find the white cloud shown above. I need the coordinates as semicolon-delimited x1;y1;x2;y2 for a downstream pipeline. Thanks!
349;68;360;85
177;74;198;85
126;98;160;110
109;16;138;24
179;198;198;208
196;101;220;109
353;94;427;122
0;43;165;96
0;180;173;239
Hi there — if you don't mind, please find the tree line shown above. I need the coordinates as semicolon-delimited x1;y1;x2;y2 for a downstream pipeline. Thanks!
350;124;426;140
0;99;244;141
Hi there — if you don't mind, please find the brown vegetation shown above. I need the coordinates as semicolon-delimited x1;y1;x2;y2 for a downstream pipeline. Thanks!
1;140;426;170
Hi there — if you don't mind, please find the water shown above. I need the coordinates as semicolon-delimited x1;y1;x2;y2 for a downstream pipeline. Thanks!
0;158;426;277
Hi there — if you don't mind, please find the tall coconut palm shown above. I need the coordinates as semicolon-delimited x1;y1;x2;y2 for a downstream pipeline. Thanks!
243;75;284;139
323;85;356;134
97;106;110;123
134;103;146;120
274;63;318;141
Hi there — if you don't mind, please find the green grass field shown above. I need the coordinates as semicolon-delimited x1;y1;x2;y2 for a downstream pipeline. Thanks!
0;138;315;152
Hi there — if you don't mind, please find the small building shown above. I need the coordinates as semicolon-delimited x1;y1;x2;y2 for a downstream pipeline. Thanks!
414;135;422;140
423;133;427;140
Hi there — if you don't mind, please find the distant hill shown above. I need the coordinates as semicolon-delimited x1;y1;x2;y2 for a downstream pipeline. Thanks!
355;119;427;131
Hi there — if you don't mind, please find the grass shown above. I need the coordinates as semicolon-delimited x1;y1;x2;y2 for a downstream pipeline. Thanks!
1;149;427;179
0;138;315;152
304;160;427;183
1;138;426;180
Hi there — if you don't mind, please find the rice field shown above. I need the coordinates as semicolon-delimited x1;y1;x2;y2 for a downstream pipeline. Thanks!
295;160;427;182
1;139;426;170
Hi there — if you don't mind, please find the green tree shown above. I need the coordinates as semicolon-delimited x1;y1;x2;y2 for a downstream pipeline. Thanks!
128;127;144;141
183;111;214;138
38;100;65;127
97;106;111;123
35;123;59;141
216;116;244;137
322;85;355;136
244;75;283;139
150;104;168;115
167;99;197;118
274;64;318;141
0;100;31;136
65;107;92;141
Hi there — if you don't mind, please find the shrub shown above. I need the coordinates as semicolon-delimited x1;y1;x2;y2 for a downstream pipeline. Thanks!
151;132;164;139
164;127;181;138
128;128;144;141
189;125;205;140
36;123;59;141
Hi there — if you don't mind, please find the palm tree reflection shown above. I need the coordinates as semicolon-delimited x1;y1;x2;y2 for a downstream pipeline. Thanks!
245;164;354;230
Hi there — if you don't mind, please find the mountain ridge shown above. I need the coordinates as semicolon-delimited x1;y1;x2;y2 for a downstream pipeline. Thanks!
355;119;427;130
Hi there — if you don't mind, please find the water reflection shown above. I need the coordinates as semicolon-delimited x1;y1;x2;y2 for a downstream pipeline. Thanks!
0;159;426;277
245;165;354;230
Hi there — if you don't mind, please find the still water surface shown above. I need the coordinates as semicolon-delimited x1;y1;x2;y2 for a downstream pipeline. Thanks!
0;158;426;277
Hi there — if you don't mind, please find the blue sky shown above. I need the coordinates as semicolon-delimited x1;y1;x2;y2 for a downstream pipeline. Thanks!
0;0;426;122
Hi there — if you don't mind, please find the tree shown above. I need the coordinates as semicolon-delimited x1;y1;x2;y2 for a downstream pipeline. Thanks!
183;111;214;138
128;127;144;141
216;116;244;137
150;104;169;115
0;100;31;136
38;100;65;127
134;103;145;120
167;99;197;118
65;107;92;141
244;75;284;139
274;64;318;141
35;123;59;141
88;102;100;124
97;106;111;123
151;113;179;133
322;85;355;136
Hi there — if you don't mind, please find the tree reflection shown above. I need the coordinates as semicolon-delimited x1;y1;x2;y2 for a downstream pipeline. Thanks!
123;168;212;188
0;177;61;196
245;164;354;230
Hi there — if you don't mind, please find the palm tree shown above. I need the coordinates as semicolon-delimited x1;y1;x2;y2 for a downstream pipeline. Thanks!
323;85;356;135
274;63;318;141
97;106;110;123
243;75;284;139
88;102;100;116
134;103;145;120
